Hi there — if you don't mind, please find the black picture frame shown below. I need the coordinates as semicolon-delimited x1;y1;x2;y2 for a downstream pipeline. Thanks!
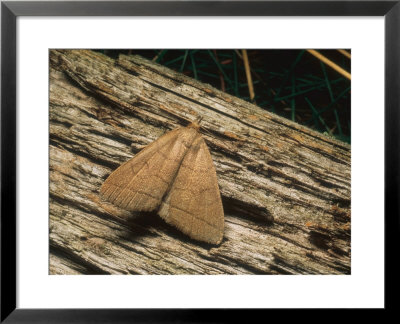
1;0;398;322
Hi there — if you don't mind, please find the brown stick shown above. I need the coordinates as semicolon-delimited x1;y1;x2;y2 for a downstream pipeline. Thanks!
241;49;255;101
307;49;351;80
337;49;351;59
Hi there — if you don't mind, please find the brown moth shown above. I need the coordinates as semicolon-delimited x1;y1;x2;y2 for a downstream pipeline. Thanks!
100;121;224;245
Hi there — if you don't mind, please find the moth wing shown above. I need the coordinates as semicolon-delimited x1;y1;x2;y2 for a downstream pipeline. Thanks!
100;127;196;212
158;135;224;244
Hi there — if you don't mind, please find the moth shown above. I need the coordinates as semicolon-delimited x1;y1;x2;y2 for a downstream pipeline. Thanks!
100;121;224;245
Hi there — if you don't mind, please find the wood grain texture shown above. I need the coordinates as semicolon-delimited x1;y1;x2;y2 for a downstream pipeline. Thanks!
49;49;351;274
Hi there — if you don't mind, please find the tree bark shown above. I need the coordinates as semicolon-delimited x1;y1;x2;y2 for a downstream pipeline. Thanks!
49;49;351;274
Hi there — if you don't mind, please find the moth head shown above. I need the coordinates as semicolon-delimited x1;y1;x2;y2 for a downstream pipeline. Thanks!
187;116;203;131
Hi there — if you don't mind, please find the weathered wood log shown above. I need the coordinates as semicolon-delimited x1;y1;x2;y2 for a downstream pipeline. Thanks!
49;49;351;274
